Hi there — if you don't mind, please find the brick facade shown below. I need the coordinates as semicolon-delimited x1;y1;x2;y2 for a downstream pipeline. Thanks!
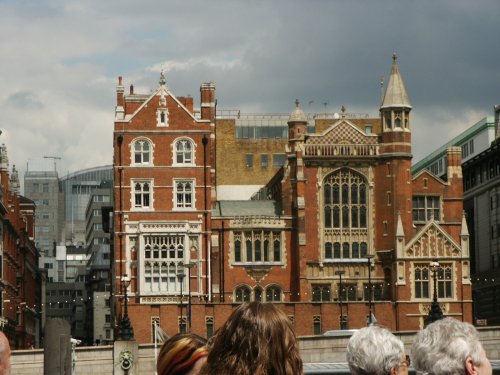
113;59;472;343
0;147;40;349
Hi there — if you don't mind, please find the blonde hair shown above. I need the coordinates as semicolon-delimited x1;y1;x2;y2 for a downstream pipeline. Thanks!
157;333;208;375
200;302;303;375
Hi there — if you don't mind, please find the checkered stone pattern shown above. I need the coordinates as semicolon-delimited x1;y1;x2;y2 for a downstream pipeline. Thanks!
306;121;377;145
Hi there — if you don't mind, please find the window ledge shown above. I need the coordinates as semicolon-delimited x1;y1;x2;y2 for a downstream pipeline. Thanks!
322;259;373;263
233;262;283;266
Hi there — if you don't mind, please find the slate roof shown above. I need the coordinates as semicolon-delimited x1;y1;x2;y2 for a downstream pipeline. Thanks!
212;200;282;218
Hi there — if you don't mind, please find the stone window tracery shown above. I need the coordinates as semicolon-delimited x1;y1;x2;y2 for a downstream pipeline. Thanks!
174;180;194;209
322;168;369;261
143;235;185;293
174;139;194;165
133;180;152;209
232;230;282;264
133;139;152;165
233;284;282;303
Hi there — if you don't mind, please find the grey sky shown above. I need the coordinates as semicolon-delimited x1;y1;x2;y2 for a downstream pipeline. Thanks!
1;0;498;191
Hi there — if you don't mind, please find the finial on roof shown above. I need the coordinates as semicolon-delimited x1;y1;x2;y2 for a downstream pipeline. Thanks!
392;53;397;63
159;70;166;86
288;99;307;122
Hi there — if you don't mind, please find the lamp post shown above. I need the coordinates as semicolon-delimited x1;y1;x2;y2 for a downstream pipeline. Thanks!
183;262;196;332
177;269;186;333
118;274;134;340
335;270;346;329
366;254;374;325
426;259;444;325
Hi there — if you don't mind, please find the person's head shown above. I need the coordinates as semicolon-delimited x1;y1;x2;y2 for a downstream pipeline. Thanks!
347;325;409;375
0;331;11;375
411;318;491;375
157;333;208;375
201;301;303;375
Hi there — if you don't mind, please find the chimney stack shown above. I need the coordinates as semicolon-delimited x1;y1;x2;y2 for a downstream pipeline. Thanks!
200;82;216;122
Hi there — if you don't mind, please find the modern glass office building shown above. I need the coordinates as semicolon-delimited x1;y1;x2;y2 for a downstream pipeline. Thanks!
60;165;113;244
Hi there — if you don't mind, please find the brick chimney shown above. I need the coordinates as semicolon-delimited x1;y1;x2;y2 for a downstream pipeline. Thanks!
116;76;125;119
200;82;216;121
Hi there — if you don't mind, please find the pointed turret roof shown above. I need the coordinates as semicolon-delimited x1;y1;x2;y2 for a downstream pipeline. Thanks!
381;54;411;109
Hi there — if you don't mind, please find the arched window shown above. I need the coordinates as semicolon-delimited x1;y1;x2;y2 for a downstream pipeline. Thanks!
312;285;331;302
352;242;359;258
325;242;333;259
333;243;341;258
342;242;350;258
235;286;251;303
323;169;369;260
254;287;263;302
265;285;282;302
324;169;368;230
234;237;242;262
175;181;193;209
175;139;194;165
133;139;152;165
134;181;151;208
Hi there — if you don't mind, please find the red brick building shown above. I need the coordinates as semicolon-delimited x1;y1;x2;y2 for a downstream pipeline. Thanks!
0;146;40;349
113;57;472;343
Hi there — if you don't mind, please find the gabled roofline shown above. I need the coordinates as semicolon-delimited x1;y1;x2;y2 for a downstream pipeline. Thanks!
116;86;210;124
405;220;461;252
412;168;448;185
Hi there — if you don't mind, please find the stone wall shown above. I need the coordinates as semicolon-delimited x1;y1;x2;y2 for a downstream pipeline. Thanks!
11;326;500;374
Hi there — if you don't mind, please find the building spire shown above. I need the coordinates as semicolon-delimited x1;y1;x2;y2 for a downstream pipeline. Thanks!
381;53;411;109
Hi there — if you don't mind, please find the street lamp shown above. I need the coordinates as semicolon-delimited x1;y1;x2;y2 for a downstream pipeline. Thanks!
177;268;186;333
335;270;346;329
183;262;196;332
118;274;134;340
426;259;444;325
366;254;375;325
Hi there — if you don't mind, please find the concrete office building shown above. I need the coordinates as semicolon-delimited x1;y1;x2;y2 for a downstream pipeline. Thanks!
24;165;113;342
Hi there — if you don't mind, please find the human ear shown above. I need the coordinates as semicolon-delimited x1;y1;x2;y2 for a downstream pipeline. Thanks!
465;356;476;375
390;367;398;375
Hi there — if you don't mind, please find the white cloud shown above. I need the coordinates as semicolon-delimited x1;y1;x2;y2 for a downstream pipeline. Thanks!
0;0;498;194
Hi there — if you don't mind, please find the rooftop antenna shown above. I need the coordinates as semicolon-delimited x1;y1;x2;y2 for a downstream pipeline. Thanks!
323;101;328;114
43;156;61;172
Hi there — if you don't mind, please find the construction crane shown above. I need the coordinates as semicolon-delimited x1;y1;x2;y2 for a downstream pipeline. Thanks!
43;156;62;172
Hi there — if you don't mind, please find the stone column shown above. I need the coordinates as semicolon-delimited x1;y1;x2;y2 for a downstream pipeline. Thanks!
44;318;71;375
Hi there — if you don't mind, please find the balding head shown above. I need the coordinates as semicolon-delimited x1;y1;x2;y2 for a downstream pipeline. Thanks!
0;331;11;375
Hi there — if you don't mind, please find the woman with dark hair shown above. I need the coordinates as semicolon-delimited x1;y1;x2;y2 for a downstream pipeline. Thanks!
157;333;208;375
200;301;303;375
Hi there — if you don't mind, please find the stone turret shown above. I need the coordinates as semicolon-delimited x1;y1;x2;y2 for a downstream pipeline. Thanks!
380;54;412;143
287;100;307;152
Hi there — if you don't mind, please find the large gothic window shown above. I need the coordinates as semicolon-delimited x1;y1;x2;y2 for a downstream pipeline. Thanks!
143;235;185;293
324;169;367;229
323;169;369;260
